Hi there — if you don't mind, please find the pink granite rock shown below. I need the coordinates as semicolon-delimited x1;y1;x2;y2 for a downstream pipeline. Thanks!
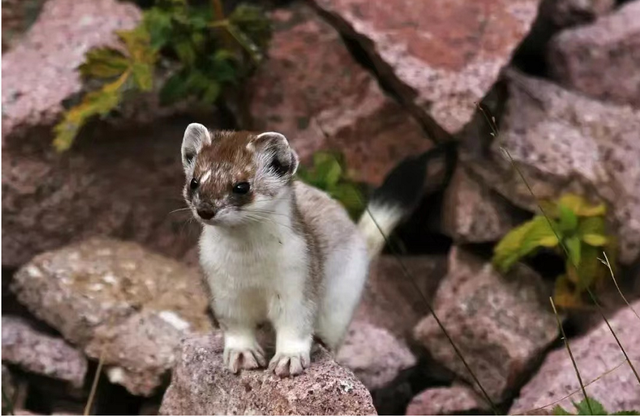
159;333;377;415
311;0;541;135
510;300;640;414
548;1;640;108
245;3;431;185
406;384;489;415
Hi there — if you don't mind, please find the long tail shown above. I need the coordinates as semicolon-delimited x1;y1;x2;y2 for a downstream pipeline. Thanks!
357;141;457;258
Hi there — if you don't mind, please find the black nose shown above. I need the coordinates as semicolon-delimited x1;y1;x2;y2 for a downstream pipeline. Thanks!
197;209;215;220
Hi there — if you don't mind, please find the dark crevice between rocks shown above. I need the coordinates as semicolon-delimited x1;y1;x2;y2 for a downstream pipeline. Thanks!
371;351;457;415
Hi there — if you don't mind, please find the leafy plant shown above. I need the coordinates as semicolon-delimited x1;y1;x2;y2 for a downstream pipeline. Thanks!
296;151;366;220
553;397;639;415
492;194;616;308
54;0;272;151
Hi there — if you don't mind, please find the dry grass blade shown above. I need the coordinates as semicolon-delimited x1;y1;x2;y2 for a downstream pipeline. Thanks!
84;350;106;415
550;297;593;414
476;103;640;387
599;251;640;322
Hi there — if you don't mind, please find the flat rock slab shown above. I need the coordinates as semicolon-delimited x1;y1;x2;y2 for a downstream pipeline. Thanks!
548;1;640;108
414;247;558;403
312;0;541;135
467;68;640;264
159;333;377;415
245;3;431;185
11;238;212;396
406;384;489;415
2;316;87;388
510;300;640;414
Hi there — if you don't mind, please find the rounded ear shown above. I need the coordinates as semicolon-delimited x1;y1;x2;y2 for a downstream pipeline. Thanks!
254;132;298;177
181;123;211;169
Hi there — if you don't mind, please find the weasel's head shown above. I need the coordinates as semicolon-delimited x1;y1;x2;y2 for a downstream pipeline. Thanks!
181;123;299;227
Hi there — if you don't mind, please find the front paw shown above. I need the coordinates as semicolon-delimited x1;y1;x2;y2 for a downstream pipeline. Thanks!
268;350;311;377
223;346;267;374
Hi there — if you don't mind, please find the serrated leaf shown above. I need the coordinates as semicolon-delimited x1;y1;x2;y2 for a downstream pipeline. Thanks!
582;234;608;247
554;405;574;415
558;204;578;233
573;398;607;415
174;40;197;67
79;47;129;80
131;62;154;91
143;8;174;50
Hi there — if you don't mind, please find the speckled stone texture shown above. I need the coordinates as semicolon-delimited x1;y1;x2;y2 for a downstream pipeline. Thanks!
548;1;640;109
510;300;640;414
10;238;213;396
1;0;141;139
337;320;416;391
245;3;431;185
159;333;377;415
440;165;525;243
540;0;614;28
312;0;541;135
406;384;489;415
2;316;87;388
414;247;558;403
466;68;640;264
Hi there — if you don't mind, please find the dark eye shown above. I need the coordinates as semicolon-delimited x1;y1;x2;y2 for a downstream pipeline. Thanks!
190;178;199;190
232;182;251;195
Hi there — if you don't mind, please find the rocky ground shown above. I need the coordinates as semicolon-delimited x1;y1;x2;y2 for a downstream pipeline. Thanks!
2;0;640;415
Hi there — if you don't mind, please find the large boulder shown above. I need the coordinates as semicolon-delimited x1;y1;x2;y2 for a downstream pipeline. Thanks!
2;316;87;389
466;68;640;264
510;300;640;414
244;3;431;185
10;238;213;396
311;0;542;136
414;247;558;403
1;0;210;269
548;1;640;109
159;333;377;415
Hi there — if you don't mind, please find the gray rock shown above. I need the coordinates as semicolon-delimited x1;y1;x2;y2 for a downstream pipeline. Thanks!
406;384;489;415
159;333;377;415
2;316;87;388
510;300;640;414
440;165;525;243
337;320;416;391
541;0;614;28
548;1;640;108
466;68;640;264
245;3;431;185
311;0;541;136
11;238;213;396
414;247;558;403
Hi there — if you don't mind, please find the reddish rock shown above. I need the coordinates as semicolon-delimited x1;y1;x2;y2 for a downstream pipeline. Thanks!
353;255;448;341
337;320;416;391
414;247;557;403
548;1;640;109
440;165;524;243
466;68;640;264
406;384;489;415
11;238;213;396
312;0;541;136
245;3;430;185
159;333;377;415
2;316;87;388
510;300;640;414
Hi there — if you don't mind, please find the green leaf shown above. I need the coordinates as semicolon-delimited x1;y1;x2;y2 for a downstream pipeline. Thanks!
493;216;558;272
559;194;606;217
143;8;174;50
131;62;154;91
159;71;190;105
329;183;364;219
565;235;582;267
79;47;129;80
577;216;605;236
558;204;578;233
554;274;583;308
573;398;607;415
553;405;574;415
582;234;608;247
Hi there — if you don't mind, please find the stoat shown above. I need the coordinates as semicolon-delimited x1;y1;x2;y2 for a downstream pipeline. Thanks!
180;123;450;377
